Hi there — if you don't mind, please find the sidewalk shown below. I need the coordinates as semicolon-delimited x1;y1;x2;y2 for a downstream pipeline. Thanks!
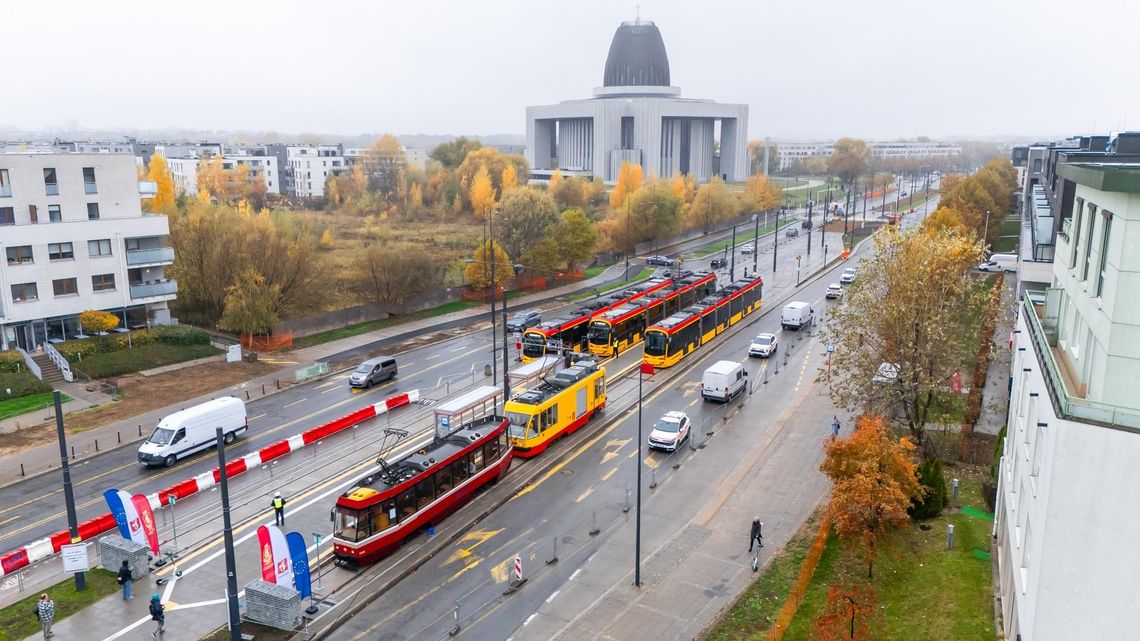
976;274;1017;436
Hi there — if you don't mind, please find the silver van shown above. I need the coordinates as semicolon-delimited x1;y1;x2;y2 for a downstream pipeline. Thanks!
349;356;398;388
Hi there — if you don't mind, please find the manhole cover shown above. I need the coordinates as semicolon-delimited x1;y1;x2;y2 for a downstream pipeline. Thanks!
561;469;574;476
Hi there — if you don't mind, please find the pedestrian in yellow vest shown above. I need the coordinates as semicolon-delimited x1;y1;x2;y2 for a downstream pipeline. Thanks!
272;492;286;526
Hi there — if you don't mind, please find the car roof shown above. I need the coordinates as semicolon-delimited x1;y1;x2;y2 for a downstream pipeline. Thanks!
359;356;391;366
661;411;687;421
756;332;775;338
829;283;841;287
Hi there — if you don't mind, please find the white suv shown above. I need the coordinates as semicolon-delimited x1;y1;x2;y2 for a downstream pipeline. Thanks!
648;411;691;452
749;333;778;358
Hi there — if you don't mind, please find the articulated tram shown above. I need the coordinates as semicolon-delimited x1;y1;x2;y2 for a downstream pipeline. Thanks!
643;275;764;368
505;359;606;458
520;277;674;363
587;272;716;358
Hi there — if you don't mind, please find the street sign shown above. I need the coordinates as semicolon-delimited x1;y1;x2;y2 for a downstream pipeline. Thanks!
168;494;176;506
313;533;322;545
826;344;835;353
61;543;89;573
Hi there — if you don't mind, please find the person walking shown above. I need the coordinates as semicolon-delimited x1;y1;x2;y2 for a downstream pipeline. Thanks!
272;491;286;526
35;593;55;638
117;559;134;600
149;593;166;637
831;416;841;440
749;517;764;553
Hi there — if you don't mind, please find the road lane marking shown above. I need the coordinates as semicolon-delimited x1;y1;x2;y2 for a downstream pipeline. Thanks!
601;467;617;482
284;398;307;408
546;590;560;603
688;398;698;406
576;486;595;503
249;413;266;421
426;354;441;360
0;515;17;527
600;451;619;465
321;386;340;394
643;456;660;469
627;450;637;458
524;614;536;626
443;529;503;565
315;380;338;389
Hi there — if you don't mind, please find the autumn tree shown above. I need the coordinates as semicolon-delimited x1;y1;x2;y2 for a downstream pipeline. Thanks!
922;205;970;237
548;168;564;192
469;164;497;219
430;136;482;168
457;147;529;206
352;247;445;306
538;208;597;272
628;179;682;251
550;175;585;209
820;227;987;450
821;414;924;578
406;182;424;216
143;153;177;214
496;187;558;260
828;138;871;191
363;134;407;204
810;583;880;641
744;173;783;213
609;161;644;209
500;163;518;192
688;176;736;233
219;268;281;336
465;240;512;290
79;310;120;334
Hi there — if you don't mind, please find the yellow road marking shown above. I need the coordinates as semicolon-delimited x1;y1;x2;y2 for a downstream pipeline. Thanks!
600;451;619;465
443;529;503;565
643;456;660;469
601;467;617;482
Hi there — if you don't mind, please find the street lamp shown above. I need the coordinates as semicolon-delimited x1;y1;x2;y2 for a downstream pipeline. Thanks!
751;213;760;276
466;258;524;400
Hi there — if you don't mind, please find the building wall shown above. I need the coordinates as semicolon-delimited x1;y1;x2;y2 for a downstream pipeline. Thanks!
286;145;344;198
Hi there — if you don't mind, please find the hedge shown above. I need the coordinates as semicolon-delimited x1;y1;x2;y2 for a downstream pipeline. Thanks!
73;343;220;378
0;351;26;374
56;326;210;362
0;372;53;399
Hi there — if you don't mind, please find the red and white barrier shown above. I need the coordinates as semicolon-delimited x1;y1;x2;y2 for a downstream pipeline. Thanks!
0;389;419;578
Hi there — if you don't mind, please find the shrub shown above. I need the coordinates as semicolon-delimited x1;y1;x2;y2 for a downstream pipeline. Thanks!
909;458;948;520
75;343;219;378
0;372;53;398
54;326;209;362
79;309;120;334
0;351;26;374
154;326;210;346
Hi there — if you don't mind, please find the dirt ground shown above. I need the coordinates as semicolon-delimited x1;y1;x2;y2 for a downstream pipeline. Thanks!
0;359;279;456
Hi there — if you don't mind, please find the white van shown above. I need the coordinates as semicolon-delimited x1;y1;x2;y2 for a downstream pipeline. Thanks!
781;301;814;331
701;360;747;402
138;397;248;468
978;253;1018;272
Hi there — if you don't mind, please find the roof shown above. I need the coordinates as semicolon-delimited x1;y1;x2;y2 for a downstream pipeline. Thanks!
1056;162;1140;193
603;20;671;87
509;361;600;406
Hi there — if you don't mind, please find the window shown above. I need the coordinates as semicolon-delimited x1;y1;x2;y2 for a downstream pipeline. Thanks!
11;282;38;301
48;242;74;260
87;202;100;220
0;168;10;197
396;487;416;518
43;168;58;195
83;167;97;194
92;273;116;292
28;204;37;223
451;455;469;483
1070;199;1083;268
415;478;434;509
1031;423;1044;478
88;239;112;257
6;245;33;265
1081;205;1097;281
48;204;62;222
0;206;13;225
52;278;78;296
471;447;485;472
1096;212;1112;297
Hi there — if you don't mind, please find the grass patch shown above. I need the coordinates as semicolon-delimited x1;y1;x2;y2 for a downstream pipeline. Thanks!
584;264;609;279
565;269;654;302
692;219;800;257
702;509;826;641
779;466;995;641
0;568;119;641
74;343;221;378
0;392;71;422
290;300;478;349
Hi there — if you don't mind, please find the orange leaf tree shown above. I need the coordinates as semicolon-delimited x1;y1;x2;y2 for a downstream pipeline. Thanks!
469;164;497;220
609;161;644;209
820;414;924;578
810;583;880;641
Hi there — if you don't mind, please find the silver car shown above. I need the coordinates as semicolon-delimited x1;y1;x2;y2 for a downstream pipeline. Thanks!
349;356;397;388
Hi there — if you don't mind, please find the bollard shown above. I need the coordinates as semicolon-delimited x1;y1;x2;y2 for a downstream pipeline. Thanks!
546;536;558;565
117;431;121;444
276;379;280;389
448;601;461;637
502;555;527;595
446;380;450;396
138;424;142;436
589;511;600;536
623;487;630;513
95;439;99;452
246;390;250;400
763;368;769;385
20;463;24;477
262;384;266;395
951;478;960;505
71;445;75;460
650;468;658;489
946;524;956;550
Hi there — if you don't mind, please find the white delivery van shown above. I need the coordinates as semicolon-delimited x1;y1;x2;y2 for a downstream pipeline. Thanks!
781;301;814;331
138;397;248;468
701;360;747;402
977;253;1019;272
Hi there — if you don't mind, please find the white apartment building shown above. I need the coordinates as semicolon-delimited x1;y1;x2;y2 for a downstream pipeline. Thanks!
775;140;961;171
163;149;280;197
285;144;344;198
0;152;176;351
996;162;1140;640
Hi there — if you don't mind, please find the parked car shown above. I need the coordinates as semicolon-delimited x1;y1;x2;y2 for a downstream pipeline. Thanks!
977;253;1019;272
740;243;756;254
710;257;728;269
646;255;675;267
826;283;843;299
138;397;248;468
801;219;812;229
840;268;857;284
748;332;778;358
506;310;542;332
786;228;800;238
648;411;691;452
349;356;398;389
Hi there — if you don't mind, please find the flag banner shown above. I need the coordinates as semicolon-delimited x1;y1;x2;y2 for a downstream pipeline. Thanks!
256;525;277;584
103;489;147;548
640;362;655;376
286;531;311;599
267;524;293;589
130;494;160;555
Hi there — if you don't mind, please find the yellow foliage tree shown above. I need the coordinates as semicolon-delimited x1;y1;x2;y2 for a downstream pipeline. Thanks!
319;228;335;250
144;153;176;213
78;309;120;334
669;171;687;201
469;164;497;219
744;173;783;212
922;206;970;237
548;168;564;192
609;161;644;209
501;164;518;192
407;182;424;215
465;240;512;290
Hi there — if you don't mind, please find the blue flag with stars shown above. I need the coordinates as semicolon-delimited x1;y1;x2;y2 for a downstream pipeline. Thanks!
286;531;311;599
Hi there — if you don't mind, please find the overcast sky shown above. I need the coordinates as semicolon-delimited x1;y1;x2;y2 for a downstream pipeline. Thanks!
6;0;1136;141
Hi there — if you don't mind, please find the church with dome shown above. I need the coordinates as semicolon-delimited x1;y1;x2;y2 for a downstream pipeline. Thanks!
526;19;749;184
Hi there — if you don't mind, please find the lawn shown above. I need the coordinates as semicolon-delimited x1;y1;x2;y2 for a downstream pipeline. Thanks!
993;216;1020;253
0;568;118;641
0;392;71;421
565;268;654;302
73;343;221;378
779;466;995;641
584;264;609;279
290;300;478;349
692;218;800;257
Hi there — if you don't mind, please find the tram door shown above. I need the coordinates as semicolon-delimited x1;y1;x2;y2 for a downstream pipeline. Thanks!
577;388;587;417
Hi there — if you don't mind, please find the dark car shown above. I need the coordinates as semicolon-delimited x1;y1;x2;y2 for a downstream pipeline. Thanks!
785;228;800;238
710;257;728;269
801;220;812;229
646;255;675;267
506;310;542;333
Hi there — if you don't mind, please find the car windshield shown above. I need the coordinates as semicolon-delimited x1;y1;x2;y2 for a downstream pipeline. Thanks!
755;336;772;345
510;314;528;324
655;418;680;433
353;364;373;373
149;427;174;445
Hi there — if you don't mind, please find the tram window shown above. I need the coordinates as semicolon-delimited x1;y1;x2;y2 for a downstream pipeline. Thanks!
472;448;485;472
485;437;500;461
500;430;510;451
379;499;396;529
595;377;605;399
416;478;435;509
338;508;362;542
397;487;416;518
452;455;469;482
436;465;453;494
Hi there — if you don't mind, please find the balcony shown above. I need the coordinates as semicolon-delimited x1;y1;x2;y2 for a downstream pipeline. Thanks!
125;246;175;266
1021;292;1140;431
130;279;178;299
0;186;10;198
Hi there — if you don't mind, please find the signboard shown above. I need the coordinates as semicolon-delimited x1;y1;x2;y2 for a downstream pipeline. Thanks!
226;344;243;363
61;543;89;573
826;344;835;353
167;494;176;506
546;339;564;351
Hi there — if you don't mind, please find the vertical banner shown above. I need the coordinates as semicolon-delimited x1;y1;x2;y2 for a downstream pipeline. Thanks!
285;531;311;599
256;525;277;584
103;489;145;547
130;494;160;555
267;525;293;589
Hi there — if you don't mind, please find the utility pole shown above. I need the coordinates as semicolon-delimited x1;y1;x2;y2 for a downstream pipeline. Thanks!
216;428;242;641
752;214;760;275
489;207;497;385
729;224;736;281
54;391;84;591
772;208;780;272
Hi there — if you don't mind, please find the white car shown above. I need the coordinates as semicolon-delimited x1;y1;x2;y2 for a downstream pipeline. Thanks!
648;411;691;452
740;243;756;254
749;333;778;358
826;283;843;299
839;268;857;284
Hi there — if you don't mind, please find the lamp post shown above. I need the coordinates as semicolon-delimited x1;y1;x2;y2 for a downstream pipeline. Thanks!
54;391;84;591
752;213;760;276
216;427;242;641
729;224;737;282
772;207;780;272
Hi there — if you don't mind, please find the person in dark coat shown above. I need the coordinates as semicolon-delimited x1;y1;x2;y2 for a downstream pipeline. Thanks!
117;559;133;600
272;491;286;526
749;517;764;552
149;593;166;637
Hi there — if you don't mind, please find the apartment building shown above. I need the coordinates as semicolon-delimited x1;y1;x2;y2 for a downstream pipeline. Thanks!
996;162;1140;640
161;144;280;196
282;144;344;198
0;152;176;351
775;140;961;171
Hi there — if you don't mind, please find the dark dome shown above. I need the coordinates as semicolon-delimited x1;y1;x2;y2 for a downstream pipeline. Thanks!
603;20;671;87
